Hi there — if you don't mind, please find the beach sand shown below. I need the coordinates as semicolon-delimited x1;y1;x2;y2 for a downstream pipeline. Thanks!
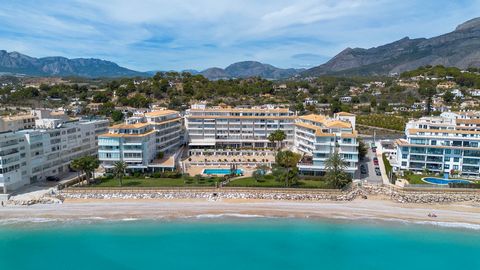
1;196;479;227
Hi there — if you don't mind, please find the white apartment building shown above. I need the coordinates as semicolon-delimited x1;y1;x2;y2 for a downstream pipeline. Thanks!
0;118;109;193
395;114;480;177
295;112;359;176
0;109;70;133
185;104;296;154
0;114;36;132
98;110;182;172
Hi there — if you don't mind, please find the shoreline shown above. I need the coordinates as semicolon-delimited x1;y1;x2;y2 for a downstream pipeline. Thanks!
1;196;480;229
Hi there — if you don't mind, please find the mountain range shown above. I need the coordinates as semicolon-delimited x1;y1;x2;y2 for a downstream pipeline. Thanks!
197;61;304;80
303;17;480;76
0;50;144;78
1;17;480;79
147;61;304;80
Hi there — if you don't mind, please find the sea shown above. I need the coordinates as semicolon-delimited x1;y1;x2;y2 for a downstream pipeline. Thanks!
0;216;479;270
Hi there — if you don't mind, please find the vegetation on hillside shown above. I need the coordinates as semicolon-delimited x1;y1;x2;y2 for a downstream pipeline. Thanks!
357;114;408;131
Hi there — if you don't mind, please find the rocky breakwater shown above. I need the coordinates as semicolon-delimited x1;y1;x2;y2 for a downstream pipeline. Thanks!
61;189;349;201
391;190;480;204
7;195;64;206
361;184;480;204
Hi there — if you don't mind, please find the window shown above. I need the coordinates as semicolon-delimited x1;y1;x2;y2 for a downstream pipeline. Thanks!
444;164;450;169
445;149;451;155
453;165;459;170
454;157;460;162
402;154;408;159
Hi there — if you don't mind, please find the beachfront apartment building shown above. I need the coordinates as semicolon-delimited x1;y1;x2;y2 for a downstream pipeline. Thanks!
295;112;359;176
184;104;296;155
0;118;109;193
98;110;182;173
394;114;480;177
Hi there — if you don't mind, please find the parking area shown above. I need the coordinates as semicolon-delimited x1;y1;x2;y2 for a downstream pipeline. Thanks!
357;143;383;183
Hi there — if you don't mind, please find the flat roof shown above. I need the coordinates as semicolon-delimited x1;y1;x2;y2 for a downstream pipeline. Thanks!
145;110;179;117
99;130;156;138
298;114;327;123
110;122;150;129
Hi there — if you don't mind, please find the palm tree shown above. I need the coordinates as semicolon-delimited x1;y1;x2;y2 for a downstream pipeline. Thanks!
113;161;127;187
275;150;301;187
268;130;286;151
324;150;351;189
70;156;100;185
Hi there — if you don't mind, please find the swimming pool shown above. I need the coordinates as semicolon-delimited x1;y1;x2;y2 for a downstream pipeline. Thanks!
422;177;472;185
203;168;243;175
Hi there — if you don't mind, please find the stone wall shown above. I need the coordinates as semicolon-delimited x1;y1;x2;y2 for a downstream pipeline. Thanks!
10;184;480;205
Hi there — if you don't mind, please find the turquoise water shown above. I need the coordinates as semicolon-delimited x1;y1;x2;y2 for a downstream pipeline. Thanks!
203;168;243;175
0;219;479;270
423;177;472;185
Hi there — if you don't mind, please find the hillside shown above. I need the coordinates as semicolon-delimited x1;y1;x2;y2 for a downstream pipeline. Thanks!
0;50;145;78
199;61;303;80
303;17;480;77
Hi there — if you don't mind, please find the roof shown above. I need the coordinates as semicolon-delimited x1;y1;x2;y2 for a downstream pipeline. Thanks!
456;118;480;125
99;130;156;138
187;115;296;120
315;132;335;137
1;114;36;121
298;114;327;123
189;107;291;113
149;117;181;125
336;112;355;117
325;120;351;128
407;128;480;136
145;110;179;117
110;122;150;129
340;130;358;138
295;121;321;131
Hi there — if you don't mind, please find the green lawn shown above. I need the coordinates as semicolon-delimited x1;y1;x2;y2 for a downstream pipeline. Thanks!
226;176;332;189
404;174;434;185
90;177;223;187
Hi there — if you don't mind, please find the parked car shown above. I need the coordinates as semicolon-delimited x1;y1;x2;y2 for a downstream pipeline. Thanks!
374;167;381;176
373;158;379;165
372;147;377;153
360;165;367;174
46;176;60;182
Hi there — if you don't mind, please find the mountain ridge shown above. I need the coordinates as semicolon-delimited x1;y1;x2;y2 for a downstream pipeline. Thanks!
0;50;146;78
303;17;480;76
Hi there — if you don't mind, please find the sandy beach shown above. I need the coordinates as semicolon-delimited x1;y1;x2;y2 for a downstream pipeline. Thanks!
1;196;479;228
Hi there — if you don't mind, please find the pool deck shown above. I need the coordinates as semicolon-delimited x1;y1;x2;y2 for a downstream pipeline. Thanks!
186;164;255;177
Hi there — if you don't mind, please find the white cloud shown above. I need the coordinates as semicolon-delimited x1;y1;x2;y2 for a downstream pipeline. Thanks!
0;0;478;70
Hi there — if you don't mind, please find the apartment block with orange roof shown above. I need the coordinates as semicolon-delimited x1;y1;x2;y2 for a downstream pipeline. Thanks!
295;112;358;176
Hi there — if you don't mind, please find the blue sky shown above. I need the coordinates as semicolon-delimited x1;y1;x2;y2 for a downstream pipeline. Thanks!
0;0;479;71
